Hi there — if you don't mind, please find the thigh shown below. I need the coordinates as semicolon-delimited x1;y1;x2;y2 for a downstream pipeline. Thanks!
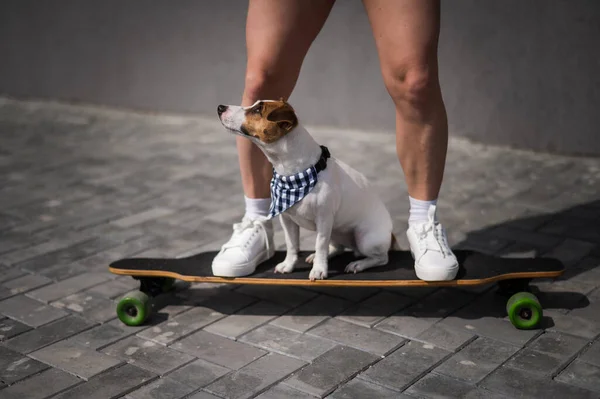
245;0;336;81
361;0;441;76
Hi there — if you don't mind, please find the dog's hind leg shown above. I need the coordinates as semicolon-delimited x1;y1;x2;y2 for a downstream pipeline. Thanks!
344;229;390;273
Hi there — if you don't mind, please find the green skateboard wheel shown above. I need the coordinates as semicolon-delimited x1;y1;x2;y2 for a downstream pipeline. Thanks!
506;292;542;330
116;290;152;326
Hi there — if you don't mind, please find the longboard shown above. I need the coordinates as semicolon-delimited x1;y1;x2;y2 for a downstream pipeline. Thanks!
108;249;564;330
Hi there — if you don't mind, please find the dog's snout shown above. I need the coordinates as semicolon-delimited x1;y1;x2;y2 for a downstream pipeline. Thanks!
217;105;227;115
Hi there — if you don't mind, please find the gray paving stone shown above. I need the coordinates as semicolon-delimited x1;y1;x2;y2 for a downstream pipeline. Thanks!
527;331;588;360
375;288;474;339
0;367;81;399
51;291;115;323
491;226;562;252
270;294;350;333
0;285;15;300
240;324;337;361
30;339;123;380
504;347;566;377
329;378;405;399
234;285;317;307
434;337;520;383
563;256;600;285
556;359;600;393
0;294;68;327
414;323;476;352
0;346;49;384
16;237;123;273
336;290;414;327
404;372;474;398
127;376;196;399
543;238;596;267
28;272;112;303
137;305;228;345
534;279;597;314
102;336;195;375
375;313;440;339
360;340;450;391
167;358;230;389
462;388;512;399
194;289;257;314
186;392;221;399
170;330;267;370
70;318;145;350
0;317;31;341
39;235;165;280
85;277;138;299
254;384;313;399
570;300;600;323
1;273;52;295
543;309;600;339
51;363;157;399
307;318;405;356
305;286;380;302
0;268;26;283
111;207;175;228
480;366;597;399
3;314;96;353
580;339;600;367
284;345;379;398
203;300;288;339
206;353;306;399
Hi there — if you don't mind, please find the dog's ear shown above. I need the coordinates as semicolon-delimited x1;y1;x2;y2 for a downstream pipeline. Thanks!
267;103;298;132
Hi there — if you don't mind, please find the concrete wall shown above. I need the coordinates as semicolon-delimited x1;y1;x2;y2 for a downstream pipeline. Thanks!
1;0;599;156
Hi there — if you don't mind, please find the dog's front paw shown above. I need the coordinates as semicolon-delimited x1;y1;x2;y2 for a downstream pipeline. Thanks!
309;264;328;281
274;259;297;274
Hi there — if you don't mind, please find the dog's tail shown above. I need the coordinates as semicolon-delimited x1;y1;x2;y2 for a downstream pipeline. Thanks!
390;232;401;251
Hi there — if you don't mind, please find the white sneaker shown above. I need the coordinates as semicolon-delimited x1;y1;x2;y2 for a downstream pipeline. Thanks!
406;205;459;281
211;215;275;277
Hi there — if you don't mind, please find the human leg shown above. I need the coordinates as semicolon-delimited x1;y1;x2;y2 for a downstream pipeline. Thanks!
212;0;336;277
362;0;458;280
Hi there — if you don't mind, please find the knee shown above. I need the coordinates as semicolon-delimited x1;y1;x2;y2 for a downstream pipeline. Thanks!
243;69;286;104
382;63;439;112
244;70;269;102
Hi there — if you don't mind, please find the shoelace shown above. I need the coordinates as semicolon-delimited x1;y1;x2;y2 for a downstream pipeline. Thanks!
417;221;450;258
221;218;271;255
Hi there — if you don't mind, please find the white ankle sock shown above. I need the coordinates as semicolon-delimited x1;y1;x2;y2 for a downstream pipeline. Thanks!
409;196;438;225
244;196;271;219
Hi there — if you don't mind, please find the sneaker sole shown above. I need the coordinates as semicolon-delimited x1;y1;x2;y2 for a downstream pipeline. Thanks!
211;249;274;278
410;249;459;282
414;263;459;281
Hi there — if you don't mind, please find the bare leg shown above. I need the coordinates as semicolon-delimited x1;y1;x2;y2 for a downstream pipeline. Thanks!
362;0;446;201
238;0;336;199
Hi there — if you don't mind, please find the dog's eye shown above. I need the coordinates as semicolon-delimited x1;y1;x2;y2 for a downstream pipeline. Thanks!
253;107;261;114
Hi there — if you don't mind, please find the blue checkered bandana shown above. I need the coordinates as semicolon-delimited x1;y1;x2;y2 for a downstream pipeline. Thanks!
269;146;331;218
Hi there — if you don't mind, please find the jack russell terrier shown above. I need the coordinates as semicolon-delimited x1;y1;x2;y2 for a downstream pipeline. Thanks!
217;99;398;281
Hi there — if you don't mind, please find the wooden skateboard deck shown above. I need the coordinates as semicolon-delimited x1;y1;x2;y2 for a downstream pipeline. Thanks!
109;250;564;329
108;249;564;287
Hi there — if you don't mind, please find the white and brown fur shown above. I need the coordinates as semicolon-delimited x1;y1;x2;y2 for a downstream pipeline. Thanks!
217;99;399;280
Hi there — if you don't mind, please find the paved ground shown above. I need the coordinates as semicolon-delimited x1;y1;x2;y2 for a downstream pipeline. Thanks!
0;97;599;399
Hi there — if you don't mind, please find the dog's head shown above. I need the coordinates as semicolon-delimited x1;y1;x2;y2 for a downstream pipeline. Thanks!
217;99;298;145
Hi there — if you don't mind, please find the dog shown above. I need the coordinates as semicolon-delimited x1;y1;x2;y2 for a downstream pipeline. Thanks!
217;99;398;280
